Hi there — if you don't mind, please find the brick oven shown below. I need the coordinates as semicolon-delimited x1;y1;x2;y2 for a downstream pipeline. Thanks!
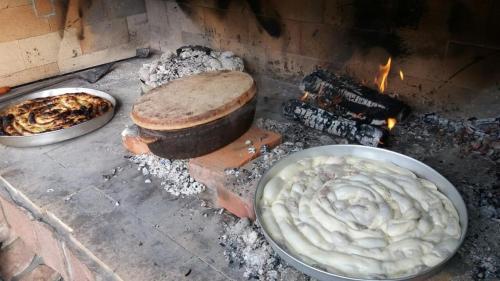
0;1;499;281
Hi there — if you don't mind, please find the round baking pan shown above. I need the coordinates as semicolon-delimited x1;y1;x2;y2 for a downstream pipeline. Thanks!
254;145;468;281
0;87;116;147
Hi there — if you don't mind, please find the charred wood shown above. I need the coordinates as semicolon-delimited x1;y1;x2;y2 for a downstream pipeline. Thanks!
300;70;410;126
282;99;387;147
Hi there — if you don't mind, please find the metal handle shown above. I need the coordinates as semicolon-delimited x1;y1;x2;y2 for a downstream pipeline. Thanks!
0;75;76;104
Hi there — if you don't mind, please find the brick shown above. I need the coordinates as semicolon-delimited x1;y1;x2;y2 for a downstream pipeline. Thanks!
0;238;36;280
33;221;69;280
248;17;301;55
203;6;249;43
265;49;324;79
57;28;83;60
18;264;61;281
323;0;356;27
80;18;130;54
218;38;265;73
165;2;205;35
47;0;67;31
299;22;345;61
0;196;37;251
145;0;171;50
0;203;11;243
181;31;220;51
127;13;150;47
65;247;95;281
33;0;56;17
0;0;30;10
257;0;325;23
189;126;281;218
103;0;146;19
0;5;51;42
0;40;25;77
18;32;61;68
58;42;136;73
0;62;59;87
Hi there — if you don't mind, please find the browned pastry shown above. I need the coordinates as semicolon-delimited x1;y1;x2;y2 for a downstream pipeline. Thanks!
0;93;112;136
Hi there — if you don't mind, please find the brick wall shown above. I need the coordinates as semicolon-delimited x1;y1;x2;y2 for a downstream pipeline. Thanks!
146;0;500;116
0;0;149;87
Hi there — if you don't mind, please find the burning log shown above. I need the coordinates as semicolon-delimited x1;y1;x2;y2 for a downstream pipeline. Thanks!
300;69;410;126
282;99;386;147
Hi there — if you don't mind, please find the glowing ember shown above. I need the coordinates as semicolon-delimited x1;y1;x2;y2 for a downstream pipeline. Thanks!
387;118;397;130
375;57;391;93
300;91;309;101
399;70;404;80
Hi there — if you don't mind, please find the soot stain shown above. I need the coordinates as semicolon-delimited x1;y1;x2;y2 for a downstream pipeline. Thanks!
349;0;425;57
448;0;471;35
246;0;282;38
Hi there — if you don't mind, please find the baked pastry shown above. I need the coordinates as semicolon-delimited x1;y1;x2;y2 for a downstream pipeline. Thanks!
131;70;256;131
0;93;112;136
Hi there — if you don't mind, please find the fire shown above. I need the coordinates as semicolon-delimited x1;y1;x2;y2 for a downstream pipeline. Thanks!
300;91;309;101
387;118;397;130
399;70;404;80
374;57;391;93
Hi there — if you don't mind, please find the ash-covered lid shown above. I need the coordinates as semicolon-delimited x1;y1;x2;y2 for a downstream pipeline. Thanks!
131;71;256;130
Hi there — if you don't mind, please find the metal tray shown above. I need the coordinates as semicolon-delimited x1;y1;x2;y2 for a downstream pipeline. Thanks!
254;145;468;281
0;87;116;147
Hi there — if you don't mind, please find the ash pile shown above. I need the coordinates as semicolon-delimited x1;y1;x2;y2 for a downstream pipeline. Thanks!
139;45;244;88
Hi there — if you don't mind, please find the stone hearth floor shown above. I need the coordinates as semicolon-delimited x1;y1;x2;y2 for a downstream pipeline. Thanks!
1;58;498;280
0;58;299;281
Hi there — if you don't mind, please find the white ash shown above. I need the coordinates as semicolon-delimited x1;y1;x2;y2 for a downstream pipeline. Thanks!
128;154;205;196
139;45;244;88
219;218;309;281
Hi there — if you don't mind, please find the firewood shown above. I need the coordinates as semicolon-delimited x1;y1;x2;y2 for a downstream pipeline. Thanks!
300;70;410;126
282;99;386;147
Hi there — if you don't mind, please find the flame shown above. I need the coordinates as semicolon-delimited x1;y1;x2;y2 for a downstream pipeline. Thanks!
387;118;397;130
374;57;391;93
399;70;404;80
300;91;309;101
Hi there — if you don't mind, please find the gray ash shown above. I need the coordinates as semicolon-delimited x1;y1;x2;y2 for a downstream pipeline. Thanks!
138;45;244;88
219;217;309;281
223;114;499;280
128;154;205;196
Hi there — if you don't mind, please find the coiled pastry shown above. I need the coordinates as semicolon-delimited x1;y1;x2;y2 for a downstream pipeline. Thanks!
0;93;112;136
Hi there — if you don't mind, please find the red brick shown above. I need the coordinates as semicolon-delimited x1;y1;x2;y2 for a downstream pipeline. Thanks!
0;202;10;242
0;238;36;280
18;264;61;281
33;221;69;280
189;126;281;218
0;196;37;250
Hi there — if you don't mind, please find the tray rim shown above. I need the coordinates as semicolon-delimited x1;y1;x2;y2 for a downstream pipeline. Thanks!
254;144;468;281
0;87;116;147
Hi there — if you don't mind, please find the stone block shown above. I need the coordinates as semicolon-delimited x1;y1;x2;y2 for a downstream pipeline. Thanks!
0;195;37;251
18;32;61;68
0;5;51;42
0;238;36;280
103;0;146;19
0;62;60;87
127;13;150;47
80;18;130;54
65;247;95;281
248;17;301;55
257;0;324;23
18;264;61;281
189;126;281;218
33;221;69;280
0;40;25;77
203;6;249;43
33;0;56;17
